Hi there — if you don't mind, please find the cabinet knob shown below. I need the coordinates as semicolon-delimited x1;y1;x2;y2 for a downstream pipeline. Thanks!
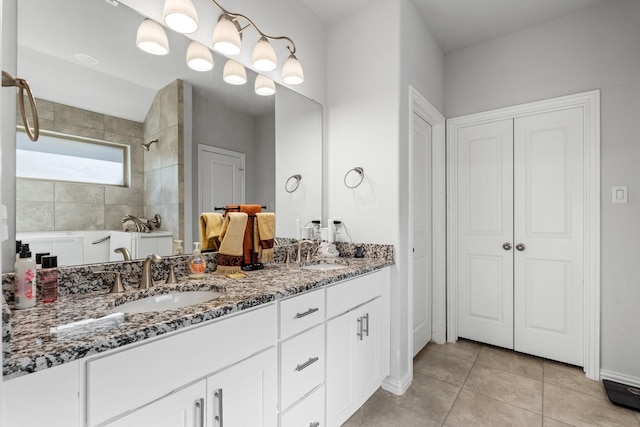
502;242;512;251
516;243;526;251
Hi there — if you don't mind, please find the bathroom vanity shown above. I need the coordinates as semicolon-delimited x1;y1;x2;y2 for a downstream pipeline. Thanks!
2;253;392;427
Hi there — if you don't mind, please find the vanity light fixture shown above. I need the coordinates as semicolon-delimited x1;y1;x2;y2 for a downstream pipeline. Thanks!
282;54;304;85
254;74;276;96
223;59;247;85
163;0;199;34
186;41;214;72
136;19;170;56
252;37;277;72
212;14;242;55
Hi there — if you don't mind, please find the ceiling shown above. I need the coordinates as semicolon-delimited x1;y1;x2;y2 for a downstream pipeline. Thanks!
300;0;606;53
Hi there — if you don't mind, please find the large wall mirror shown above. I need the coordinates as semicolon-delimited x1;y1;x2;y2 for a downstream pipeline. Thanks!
7;0;322;271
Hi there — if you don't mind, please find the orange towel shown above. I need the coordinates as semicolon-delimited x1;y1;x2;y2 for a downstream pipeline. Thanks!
227;204;262;265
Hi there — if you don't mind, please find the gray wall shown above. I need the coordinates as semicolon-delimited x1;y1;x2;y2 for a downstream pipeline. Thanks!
444;0;640;380
256;111;276;212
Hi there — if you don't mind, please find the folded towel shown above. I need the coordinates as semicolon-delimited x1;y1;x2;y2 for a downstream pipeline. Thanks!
235;204;262;264
255;213;275;263
199;213;224;250
216;212;248;275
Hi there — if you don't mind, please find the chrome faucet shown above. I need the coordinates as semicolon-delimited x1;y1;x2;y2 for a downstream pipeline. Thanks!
297;240;317;263
140;254;162;289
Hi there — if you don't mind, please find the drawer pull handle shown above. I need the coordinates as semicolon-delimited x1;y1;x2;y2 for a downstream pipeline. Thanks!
310;422;320;427
214;388;224;426
296;356;319;371
363;313;370;337
295;307;319;318
195;398;204;427
357;316;363;340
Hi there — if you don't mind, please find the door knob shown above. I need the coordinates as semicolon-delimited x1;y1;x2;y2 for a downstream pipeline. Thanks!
502;243;512;250
516;243;526;251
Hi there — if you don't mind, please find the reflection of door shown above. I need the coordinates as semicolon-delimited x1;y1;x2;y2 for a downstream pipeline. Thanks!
412;112;432;356
198;146;245;213
456;108;585;366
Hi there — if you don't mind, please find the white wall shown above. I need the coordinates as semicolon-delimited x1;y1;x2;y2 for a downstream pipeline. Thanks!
326;0;444;391
256;111;276;212
444;0;640;381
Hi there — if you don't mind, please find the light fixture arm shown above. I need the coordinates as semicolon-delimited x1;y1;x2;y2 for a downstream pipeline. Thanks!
209;0;297;54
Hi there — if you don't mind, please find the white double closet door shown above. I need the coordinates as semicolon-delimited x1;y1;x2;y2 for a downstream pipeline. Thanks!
457;107;584;366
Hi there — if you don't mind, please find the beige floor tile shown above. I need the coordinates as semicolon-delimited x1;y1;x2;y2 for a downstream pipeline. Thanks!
476;345;544;380
464;363;543;413
636;410;640;423
444;389;541;427
543;361;606;400
414;345;474;386
543;417;574;426
427;339;482;362
390;372;460;423
343;389;440;427
544;383;640;427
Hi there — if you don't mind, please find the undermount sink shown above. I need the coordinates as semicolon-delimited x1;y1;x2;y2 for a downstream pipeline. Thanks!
300;263;349;271
111;290;222;314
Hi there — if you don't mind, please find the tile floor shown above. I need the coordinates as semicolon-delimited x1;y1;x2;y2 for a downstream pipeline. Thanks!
344;340;640;427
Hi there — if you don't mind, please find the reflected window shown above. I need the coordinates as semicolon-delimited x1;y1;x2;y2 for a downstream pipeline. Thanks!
16;129;128;186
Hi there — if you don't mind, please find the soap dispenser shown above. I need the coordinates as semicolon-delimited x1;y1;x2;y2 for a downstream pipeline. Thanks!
189;242;206;279
15;244;36;309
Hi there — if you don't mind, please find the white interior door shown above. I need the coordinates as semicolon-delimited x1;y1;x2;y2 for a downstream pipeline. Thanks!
457;119;514;349
513;108;584;366
412;112;433;356
198;146;245;213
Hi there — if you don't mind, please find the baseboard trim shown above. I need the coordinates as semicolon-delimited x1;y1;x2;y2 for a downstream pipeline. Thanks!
381;372;412;395
600;370;640;388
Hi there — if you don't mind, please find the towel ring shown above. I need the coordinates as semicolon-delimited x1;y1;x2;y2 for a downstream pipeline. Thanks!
2;70;39;141
344;167;364;189
285;174;302;193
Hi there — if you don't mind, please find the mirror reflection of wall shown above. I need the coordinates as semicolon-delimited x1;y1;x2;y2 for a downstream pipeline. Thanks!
4;0;322;271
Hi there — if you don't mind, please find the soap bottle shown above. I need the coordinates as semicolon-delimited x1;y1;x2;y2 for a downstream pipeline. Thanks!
14;244;36;309
189;242;206;278
15;240;22;261
40;255;58;303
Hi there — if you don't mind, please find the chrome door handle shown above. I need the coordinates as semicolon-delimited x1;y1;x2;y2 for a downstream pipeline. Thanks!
363;313;369;337
295;307;319;318
296;356;319;371
357;316;363;341
502;242;512;250
195;398;204;427
214;388;224;426
516;243;526;251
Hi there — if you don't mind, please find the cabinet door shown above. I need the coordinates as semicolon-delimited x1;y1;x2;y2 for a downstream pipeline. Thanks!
105;381;206;427
207;347;277;427
326;298;382;427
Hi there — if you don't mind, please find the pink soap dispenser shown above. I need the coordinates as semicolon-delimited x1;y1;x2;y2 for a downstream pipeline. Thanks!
14;244;37;309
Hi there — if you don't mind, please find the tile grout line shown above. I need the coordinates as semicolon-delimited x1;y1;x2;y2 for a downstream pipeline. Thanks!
440;343;483;426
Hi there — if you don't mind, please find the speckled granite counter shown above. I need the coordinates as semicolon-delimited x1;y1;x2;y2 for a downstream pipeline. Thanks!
3;249;393;380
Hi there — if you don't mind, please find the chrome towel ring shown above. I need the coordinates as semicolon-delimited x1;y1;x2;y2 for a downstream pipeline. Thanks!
285;174;302;193
2;70;39;141
344;167;364;189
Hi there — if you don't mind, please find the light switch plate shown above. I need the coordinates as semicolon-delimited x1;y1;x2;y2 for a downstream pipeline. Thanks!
612;186;628;203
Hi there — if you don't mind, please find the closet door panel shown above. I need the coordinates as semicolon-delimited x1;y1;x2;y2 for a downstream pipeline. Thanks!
513;107;584;366
457;119;514;349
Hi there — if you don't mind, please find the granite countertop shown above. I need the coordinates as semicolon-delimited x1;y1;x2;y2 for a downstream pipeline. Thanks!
3;257;392;380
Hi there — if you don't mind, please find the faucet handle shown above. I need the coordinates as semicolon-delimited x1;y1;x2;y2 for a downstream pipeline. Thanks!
94;271;125;294
166;260;189;284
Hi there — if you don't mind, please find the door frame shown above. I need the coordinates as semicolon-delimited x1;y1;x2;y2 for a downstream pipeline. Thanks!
446;90;601;379
408;87;446;348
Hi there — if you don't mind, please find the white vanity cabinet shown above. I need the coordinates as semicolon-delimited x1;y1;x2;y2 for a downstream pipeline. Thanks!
325;269;390;427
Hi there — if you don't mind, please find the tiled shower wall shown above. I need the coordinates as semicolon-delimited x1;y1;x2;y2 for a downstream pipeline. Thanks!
142;80;184;242
15;99;145;232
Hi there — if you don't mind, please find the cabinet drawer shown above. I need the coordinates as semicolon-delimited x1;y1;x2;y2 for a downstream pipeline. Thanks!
326;269;387;319
280;385;325;427
280;324;325;410
279;288;325;338
87;304;276;427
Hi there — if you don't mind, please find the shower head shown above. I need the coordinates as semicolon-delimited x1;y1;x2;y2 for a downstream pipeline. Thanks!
142;139;158;151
